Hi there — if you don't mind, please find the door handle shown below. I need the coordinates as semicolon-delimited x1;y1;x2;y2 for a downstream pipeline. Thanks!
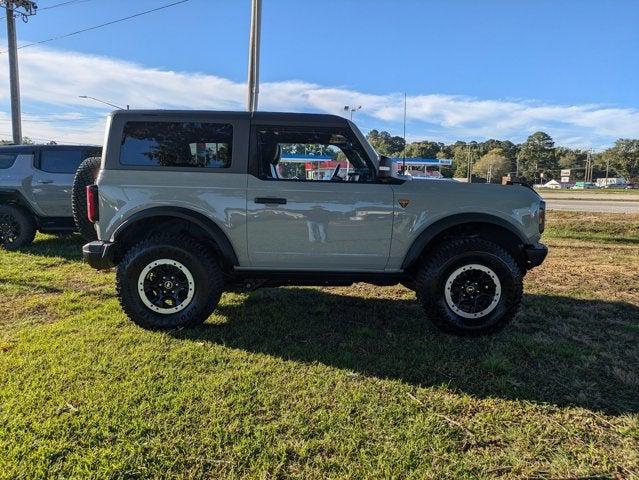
38;180;53;184
254;197;287;205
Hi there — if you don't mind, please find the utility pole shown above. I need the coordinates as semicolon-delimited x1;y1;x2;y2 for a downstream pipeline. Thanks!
585;149;595;183
3;0;36;144
466;145;472;183
246;0;262;112
402;93;407;173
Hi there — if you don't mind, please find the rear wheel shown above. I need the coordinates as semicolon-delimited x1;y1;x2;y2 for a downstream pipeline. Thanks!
416;238;523;336
116;234;224;329
0;205;36;250
72;156;101;241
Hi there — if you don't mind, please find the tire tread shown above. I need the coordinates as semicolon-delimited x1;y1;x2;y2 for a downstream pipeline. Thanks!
415;238;523;336
115;233;224;329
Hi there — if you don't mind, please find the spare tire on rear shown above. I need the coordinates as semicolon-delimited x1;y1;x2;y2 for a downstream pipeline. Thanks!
72;156;101;241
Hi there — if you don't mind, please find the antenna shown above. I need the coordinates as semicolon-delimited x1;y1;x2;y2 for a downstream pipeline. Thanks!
402;92;407;173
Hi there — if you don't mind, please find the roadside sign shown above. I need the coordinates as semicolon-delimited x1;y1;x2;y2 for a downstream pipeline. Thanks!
560;169;571;177
561;176;570;183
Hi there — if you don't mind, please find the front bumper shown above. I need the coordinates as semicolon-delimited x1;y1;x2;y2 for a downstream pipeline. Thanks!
83;241;116;270
524;242;548;269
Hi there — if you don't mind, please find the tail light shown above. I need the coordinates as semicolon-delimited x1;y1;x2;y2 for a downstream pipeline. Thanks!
538;201;546;233
86;184;99;223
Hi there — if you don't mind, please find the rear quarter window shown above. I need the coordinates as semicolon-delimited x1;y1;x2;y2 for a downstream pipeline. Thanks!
40;149;85;174
0;153;17;169
119;121;233;169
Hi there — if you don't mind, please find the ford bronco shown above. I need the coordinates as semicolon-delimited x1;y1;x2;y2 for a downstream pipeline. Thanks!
83;110;547;335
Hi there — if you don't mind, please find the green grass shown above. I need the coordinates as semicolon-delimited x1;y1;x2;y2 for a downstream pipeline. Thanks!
545;211;639;244
1;212;638;478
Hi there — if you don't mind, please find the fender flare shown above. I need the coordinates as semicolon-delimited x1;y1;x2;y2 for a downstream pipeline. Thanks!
401;213;528;270
112;206;239;267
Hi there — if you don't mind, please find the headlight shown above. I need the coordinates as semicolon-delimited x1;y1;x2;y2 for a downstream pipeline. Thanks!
538;201;546;234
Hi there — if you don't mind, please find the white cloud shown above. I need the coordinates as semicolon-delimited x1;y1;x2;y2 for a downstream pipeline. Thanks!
0;44;637;148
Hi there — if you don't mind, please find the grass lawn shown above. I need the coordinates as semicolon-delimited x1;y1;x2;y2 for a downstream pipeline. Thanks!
1;212;638;479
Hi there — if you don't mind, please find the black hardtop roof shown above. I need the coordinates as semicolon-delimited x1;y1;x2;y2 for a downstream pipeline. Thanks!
110;109;349;125
0;144;100;151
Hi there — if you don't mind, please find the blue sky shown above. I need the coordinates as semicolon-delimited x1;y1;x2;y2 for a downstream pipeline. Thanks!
0;0;638;147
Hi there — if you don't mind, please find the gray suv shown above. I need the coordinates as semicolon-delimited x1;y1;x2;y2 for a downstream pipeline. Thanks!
83;110;547;335
0;144;101;248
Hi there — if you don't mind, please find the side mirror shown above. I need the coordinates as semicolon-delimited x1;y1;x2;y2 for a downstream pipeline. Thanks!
377;155;393;179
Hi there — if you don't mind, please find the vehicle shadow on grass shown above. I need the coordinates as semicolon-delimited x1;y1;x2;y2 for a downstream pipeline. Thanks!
20;234;84;260
175;289;639;414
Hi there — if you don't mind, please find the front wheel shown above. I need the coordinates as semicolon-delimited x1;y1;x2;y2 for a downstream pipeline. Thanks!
416;238;523;336
116;234;224;329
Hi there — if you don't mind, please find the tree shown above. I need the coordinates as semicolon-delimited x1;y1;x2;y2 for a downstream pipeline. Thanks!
601;139;639;181
366;130;405;156
452;142;479;179
402;140;441;159
516;132;557;182
472;148;510;183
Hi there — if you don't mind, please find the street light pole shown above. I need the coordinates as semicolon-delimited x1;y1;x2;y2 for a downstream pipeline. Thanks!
79;95;128;110
247;0;262;112
343;105;361;121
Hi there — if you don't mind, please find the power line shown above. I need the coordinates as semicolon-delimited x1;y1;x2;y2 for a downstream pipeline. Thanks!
0;0;190;54
39;0;92;12
0;1;92;20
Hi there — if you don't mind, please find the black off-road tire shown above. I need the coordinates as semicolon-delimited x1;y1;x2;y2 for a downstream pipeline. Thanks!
116;234;224;330
0;204;36;250
72;156;101;241
416;238;523;336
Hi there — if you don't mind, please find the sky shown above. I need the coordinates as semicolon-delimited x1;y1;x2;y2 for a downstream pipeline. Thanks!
0;0;637;149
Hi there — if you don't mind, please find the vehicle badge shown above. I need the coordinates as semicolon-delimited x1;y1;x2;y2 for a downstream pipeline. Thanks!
399;199;410;208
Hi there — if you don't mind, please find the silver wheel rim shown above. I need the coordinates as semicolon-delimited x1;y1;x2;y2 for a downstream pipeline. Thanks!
137;259;195;315
444;264;502;319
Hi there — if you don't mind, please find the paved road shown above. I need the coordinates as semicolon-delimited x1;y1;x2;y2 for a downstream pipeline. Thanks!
545;199;639;213
541;192;639;201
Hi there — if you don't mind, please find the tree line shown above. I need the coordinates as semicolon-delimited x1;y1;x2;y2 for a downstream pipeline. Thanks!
366;130;639;183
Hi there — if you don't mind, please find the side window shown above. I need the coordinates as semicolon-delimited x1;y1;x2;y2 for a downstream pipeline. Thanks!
256;126;374;182
120;121;233;169
0;153;17;169
40;149;84;174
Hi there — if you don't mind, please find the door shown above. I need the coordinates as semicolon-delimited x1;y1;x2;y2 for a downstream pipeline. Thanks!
246;124;394;270
31;148;88;217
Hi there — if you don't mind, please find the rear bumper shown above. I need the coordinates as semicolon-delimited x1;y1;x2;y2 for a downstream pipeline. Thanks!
83;241;116;270
524;242;548;269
